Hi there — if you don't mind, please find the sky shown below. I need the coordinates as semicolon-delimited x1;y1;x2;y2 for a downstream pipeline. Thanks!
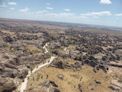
0;0;122;27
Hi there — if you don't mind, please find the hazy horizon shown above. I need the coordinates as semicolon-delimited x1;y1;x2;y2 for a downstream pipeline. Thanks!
0;0;122;27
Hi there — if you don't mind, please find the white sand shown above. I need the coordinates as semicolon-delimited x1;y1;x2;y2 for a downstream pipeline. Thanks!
18;43;56;92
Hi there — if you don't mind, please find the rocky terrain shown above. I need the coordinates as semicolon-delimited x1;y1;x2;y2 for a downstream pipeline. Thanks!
0;18;122;92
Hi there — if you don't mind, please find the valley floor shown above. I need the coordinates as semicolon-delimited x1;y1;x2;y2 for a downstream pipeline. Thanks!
26;64;122;92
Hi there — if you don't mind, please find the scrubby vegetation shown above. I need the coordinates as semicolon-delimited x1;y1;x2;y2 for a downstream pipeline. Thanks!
0;18;122;92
